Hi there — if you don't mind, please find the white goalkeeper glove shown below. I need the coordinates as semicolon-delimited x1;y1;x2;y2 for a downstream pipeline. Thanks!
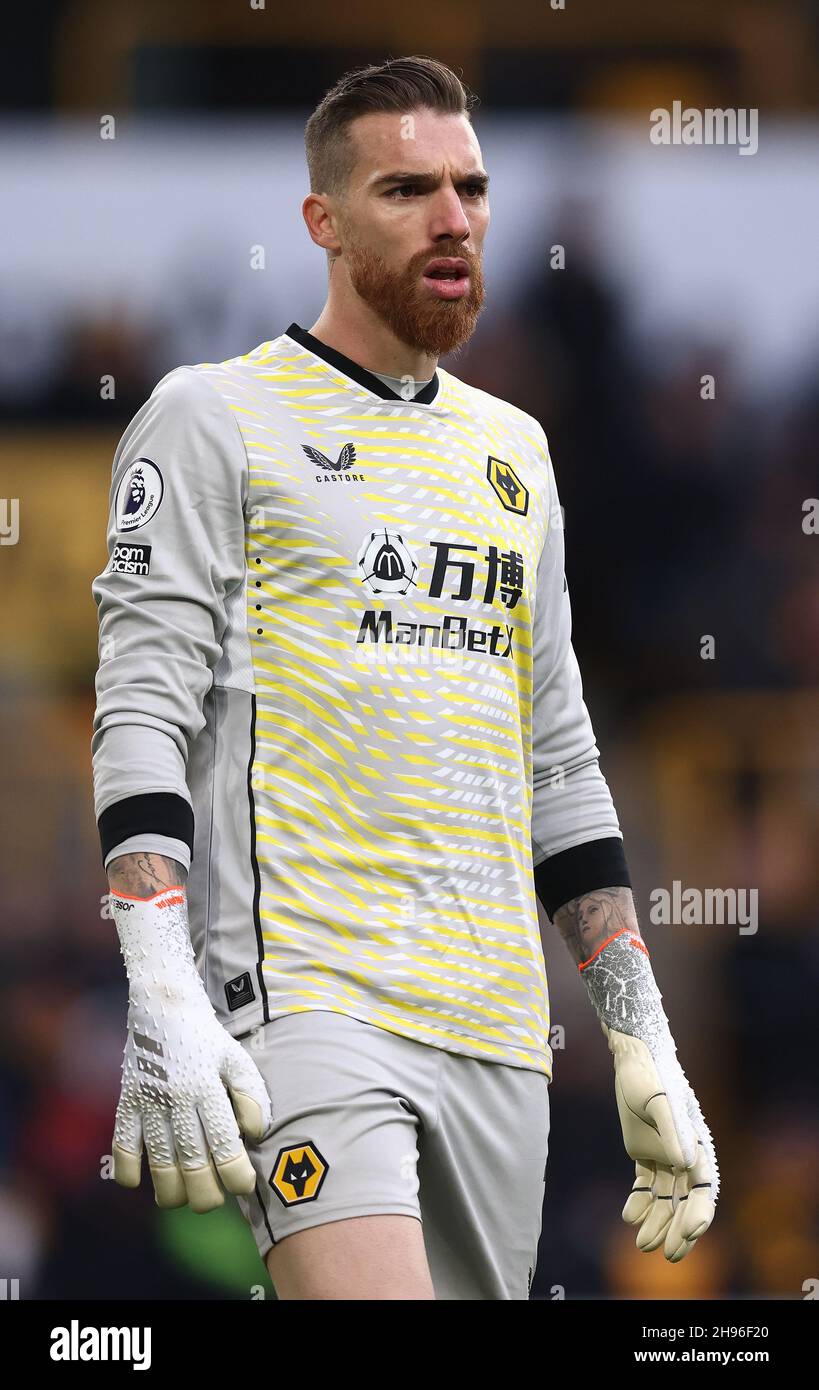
110;884;272;1213
581;930;719;1262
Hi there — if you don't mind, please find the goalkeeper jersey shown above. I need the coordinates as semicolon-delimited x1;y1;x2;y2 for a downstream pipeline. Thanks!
91;322;623;1076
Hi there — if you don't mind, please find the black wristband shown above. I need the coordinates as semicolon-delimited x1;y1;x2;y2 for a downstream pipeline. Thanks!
534;836;631;920
98;791;194;867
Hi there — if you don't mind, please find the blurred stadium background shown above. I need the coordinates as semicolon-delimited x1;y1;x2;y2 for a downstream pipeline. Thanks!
0;0;817;1300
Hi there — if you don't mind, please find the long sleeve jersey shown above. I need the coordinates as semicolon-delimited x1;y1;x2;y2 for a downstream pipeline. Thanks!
91;323;627;1077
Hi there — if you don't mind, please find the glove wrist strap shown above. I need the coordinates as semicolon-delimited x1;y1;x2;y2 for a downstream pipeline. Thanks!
579;928;674;1051
109;885;205;998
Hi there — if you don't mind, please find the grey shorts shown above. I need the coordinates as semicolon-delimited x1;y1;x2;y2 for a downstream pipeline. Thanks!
234;1008;550;1300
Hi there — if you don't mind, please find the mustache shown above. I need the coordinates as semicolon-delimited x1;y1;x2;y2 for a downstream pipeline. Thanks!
410;248;479;272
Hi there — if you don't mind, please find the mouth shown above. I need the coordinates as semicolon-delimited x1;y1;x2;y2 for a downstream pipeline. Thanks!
422;258;471;300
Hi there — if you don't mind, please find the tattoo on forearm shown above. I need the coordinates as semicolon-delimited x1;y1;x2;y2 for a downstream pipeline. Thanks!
553;886;641;966
107;852;188;898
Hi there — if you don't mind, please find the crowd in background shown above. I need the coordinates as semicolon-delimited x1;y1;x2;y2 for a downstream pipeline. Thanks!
1;221;815;1299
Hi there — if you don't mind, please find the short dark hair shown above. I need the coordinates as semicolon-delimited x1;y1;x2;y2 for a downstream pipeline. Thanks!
305;55;478;199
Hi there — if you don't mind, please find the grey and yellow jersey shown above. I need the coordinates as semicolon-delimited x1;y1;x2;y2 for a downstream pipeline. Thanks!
91;323;626;1076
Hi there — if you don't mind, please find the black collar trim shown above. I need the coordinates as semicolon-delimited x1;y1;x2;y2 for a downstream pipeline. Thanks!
283;322;441;405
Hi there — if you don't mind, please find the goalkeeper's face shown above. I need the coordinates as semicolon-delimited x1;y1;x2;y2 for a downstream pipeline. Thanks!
336;108;488;360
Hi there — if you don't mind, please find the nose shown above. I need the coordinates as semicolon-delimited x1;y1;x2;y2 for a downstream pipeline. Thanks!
428;185;472;243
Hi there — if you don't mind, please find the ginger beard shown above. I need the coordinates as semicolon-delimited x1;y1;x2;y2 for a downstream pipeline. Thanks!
341;231;485;359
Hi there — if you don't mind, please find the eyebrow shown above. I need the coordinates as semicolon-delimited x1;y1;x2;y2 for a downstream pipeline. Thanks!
371;170;490;192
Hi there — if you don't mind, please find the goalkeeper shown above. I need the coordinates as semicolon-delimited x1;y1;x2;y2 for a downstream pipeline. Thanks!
92;54;717;1298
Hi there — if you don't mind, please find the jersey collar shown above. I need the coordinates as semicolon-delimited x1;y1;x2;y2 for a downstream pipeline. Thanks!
284;322;441;405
